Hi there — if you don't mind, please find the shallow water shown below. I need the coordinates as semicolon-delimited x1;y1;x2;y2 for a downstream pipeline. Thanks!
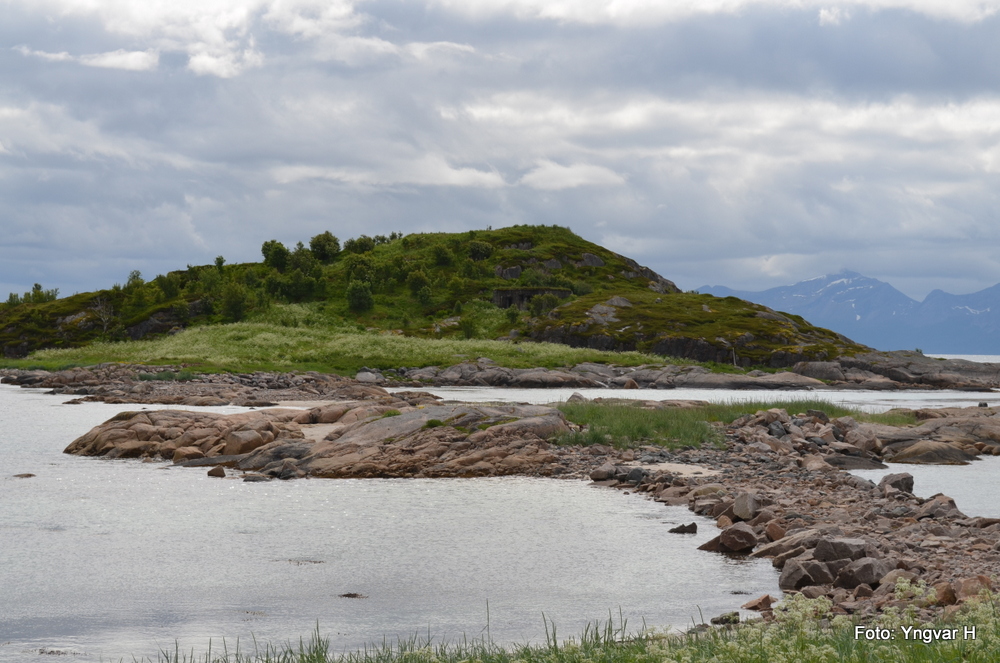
0;386;779;661
851;456;1000;520
390;386;1000;413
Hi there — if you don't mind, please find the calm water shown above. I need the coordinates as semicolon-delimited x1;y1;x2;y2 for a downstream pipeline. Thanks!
0;386;779;661
852;456;1000;520
392;386;1000;413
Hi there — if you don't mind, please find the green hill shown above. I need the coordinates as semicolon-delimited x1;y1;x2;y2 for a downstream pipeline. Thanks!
0;225;866;368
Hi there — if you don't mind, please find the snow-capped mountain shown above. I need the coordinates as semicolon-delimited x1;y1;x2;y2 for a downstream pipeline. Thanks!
699;271;1000;353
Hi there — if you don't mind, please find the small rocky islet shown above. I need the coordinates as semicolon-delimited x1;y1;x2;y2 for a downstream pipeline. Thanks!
7;358;1000;628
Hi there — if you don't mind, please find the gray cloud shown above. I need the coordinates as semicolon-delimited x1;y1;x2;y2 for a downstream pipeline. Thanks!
2;0;1000;302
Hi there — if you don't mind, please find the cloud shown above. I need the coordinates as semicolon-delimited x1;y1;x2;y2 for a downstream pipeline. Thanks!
271;156;505;188
428;0;1000;24
5;0;1000;302
15;46;158;71
519;161;626;190
819;7;850;24
80;49;160;71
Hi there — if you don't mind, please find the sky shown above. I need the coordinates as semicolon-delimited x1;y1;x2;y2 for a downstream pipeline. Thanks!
3;0;1000;302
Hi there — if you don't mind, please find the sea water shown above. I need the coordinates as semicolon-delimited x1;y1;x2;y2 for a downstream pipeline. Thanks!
0;386;778;662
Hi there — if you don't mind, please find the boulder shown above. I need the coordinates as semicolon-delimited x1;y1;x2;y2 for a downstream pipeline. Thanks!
793;361;846;382
779;560;814;590
814;537;878;563
799;455;834;472
765;521;786;542
834;557;896;589
845;428;882;453
741;594;777;611
172;446;205;463
207;466;226;478
697;535;723;552
752;528;838;559
719;522;757;552
223;429;267;455
822;455;887;470
668;523;697;534
732;492;762;521
891;440;978;465
316;405;351;423
689;483;726;497
933;582;958;606
954;576;992;601
915;494;966;520
878;472;914;494
589;462;618;481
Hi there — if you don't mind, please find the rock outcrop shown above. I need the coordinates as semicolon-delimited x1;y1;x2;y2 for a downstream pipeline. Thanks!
63;398;616;479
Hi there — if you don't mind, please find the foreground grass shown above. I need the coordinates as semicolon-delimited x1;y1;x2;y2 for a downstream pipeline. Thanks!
3;321;668;374
556;400;917;449
135;592;1000;663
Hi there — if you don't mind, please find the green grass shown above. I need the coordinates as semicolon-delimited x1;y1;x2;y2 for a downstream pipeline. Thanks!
1;320;669;374
127;590;1000;663
556;400;916;449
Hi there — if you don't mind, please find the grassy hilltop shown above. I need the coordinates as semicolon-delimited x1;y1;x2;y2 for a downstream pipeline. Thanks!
0;225;866;372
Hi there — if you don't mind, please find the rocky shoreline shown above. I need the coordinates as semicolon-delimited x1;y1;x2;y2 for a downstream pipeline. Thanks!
10;360;1000;627
593;408;1000;625
50;371;1000;626
3;350;1000;408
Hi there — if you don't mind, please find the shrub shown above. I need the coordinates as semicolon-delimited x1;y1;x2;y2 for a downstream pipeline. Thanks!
529;293;560;317
432;245;454;267
459;317;478;339
346;281;374;312
416;286;433;306
467;240;493;261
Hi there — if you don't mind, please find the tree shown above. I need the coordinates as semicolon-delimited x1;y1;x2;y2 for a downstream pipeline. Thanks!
221;282;251;321
289;242;322;278
346;281;374;312
90;296;117;334
215;256;226;272
309;231;340;263
154;274;180;299
344;235;375;254
261;240;291;272
406;270;430;295
432;245;453;267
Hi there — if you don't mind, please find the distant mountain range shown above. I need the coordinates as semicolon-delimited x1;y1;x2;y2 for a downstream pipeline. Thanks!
698;271;1000;354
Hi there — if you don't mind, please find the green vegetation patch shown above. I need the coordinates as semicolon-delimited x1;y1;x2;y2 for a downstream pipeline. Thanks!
10;318;665;374
557;399;915;449
532;289;866;366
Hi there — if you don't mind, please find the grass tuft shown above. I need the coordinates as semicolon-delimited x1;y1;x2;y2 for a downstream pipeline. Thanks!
557;399;916;449
128;588;1000;663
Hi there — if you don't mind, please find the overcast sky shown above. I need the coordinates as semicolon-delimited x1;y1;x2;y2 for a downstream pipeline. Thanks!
3;0;1000;301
